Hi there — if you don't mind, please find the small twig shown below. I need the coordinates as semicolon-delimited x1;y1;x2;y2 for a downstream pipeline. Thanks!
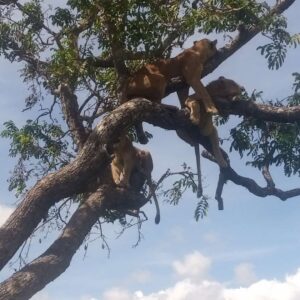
115;212;147;247
78;93;94;114
98;220;111;257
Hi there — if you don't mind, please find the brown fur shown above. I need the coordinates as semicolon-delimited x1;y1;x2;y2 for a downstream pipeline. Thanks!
122;38;218;144
111;136;160;224
179;76;244;168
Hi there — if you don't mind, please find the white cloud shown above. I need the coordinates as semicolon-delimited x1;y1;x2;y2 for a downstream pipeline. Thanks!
134;279;225;300
0;204;13;226
225;269;300;300
234;263;257;286
172;251;211;279
101;268;300;300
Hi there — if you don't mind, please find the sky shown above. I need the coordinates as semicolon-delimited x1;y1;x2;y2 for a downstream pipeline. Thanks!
1;1;300;300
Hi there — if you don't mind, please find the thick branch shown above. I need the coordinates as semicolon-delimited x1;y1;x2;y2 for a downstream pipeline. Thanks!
58;83;88;150
0;100;187;270
215;97;300;123
223;166;300;201
0;0;16;5
202;150;300;202
1;97;300;270
0;186;148;300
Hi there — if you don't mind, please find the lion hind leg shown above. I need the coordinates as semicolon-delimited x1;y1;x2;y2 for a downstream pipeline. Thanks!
209;127;227;168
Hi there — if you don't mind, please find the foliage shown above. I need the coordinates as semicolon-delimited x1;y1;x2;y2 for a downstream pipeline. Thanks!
1;1;300;297
229;76;300;177
258;16;300;70
0;0;299;216
194;195;209;221
290;72;300;105
163;164;198;206
1;120;70;195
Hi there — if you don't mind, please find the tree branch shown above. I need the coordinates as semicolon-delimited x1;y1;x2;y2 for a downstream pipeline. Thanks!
1;97;300;270
215;97;300;123
262;164;276;188
58;83;88;150
0;0;16;5
202;150;300;204
0;186;148;300
0;99;186;270
223;165;300;201
165;0;296;95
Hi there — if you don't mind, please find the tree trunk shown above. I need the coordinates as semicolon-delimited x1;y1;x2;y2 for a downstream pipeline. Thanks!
0;185;147;300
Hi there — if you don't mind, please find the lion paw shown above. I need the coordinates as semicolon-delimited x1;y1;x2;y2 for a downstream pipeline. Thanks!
206;107;218;115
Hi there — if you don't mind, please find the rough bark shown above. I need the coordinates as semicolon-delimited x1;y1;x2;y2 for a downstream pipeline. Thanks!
1;97;300;270
0;100;186;270
1;98;299;299
214;96;300;123
0;186;148;300
202;150;300;204
0;0;297;298
58;83;88;150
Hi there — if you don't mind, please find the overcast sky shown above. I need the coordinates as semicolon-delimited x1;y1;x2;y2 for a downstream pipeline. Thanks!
1;1;300;300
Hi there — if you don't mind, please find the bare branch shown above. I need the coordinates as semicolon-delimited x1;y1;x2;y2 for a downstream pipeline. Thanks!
202;150;300;203
224;165;300;200
215;97;300;123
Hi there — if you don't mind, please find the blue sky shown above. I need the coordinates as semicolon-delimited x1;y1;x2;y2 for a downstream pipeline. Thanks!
1;1;300;299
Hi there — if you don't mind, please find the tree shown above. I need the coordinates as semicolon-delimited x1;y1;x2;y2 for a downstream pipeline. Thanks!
0;0;299;299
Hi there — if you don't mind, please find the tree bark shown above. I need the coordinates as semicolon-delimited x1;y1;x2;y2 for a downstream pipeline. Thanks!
0;0;297;297
59;83;88;150
1;98;300;270
214;96;300;123
0;185;148;300
0;100;187;270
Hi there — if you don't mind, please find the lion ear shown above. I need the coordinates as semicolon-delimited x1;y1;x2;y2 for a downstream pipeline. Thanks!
219;76;226;80
193;41;197;46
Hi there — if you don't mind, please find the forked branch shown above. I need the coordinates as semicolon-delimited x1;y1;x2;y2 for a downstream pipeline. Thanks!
202;150;300;208
0;97;299;274
0;186;148;300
